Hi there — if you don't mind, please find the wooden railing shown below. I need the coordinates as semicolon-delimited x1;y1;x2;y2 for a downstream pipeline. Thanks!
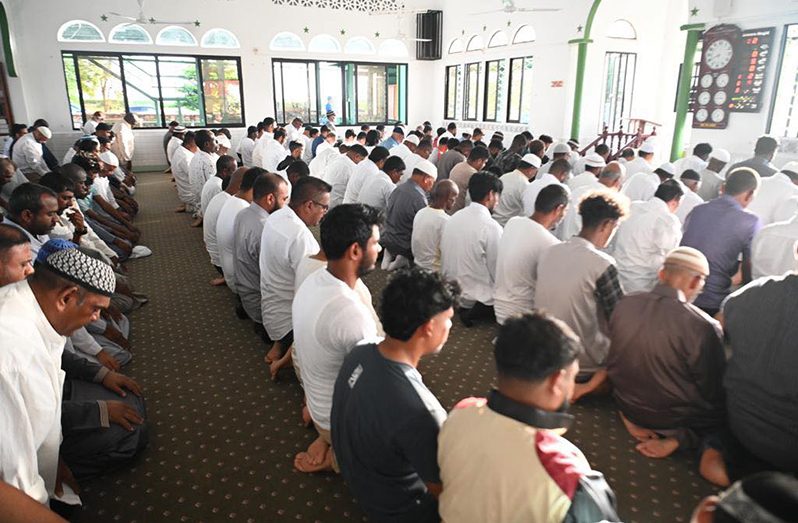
579;118;660;160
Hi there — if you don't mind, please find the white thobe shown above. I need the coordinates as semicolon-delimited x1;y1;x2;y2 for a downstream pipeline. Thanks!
412;207;450;272
166;136;182;164
752;215;798;278
567;171;598;192
390;143;413;162
82;119;98;136
622;171;659;202
62;148;77;166
522;173;568;217
557;179;603;241
674;154;708;177
400;153;424;183
747;172;798;226
309;147;339;179
493;217;560;324
611;197;682;293
493;170;530;226
440;203;503;307
216;195;250;293
203;191;231;267
110;121;135;163
358;171;395;212
236;136;255;166
324;155;357;209
0;281;67;504
200;176;223;217
259;206;319;340
343;158;378;204
623;157;653;177
11;134;48;177
260;140;287;172
675;188;703;224
172;147;195;207
188;151;218;213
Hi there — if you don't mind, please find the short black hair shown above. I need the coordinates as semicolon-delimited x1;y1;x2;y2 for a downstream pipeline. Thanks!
578;191;628;229
348;144;368;158
0;223;30;259
538;134;553;144
71;154;100;174
654;179;684;203
620;148;635;159
725;167;760;196
495;312;582;383
680;169;701;182
379;267;460;341
38;173;75;194
253;172;286;200
528;140;545;156
320;125;330;134
376;124;385;132
535;184;569;213
754;136;778;156
320;203;381;261
365;130;381;146
383;155;406;173
521;131;534;141
693;143;713;157
286;160;310;178
77;139;99;153
548;158;572;176
357;131;367;141
468;171;503;203
216;154;237;174
416;138;433;152
308;128;319;138
488;139;504;151
195;129;215;150
290;176;331;206
247;125;257;137
288;141;304;153
183;131;196;145
263;117;276;128
11;123;27;135
595;143;610;155
447;122;457;131
241;167;267;191
345;129;356;139
273;128;287;141
217;128;232;140
467;146;490;162
8;183;57;217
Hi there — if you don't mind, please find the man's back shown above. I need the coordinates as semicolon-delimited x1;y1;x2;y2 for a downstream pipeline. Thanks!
382;180;427;258
216;196;250;292
411;207;449;272
436;150;464;180
746;172;798;225
448;162;475;212
752;215;798;278
233;203;270;322
681;196;761;311
202;191;231;267
729;156;778;178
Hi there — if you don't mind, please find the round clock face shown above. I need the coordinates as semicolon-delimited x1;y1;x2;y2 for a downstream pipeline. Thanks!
716;72;730;88
698;91;711;106
711;108;726;123
695;108;708;122
700;73;713;88
714;90;727;105
705;39;734;70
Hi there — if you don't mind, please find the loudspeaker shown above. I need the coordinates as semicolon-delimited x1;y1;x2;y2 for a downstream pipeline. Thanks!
416;10;442;61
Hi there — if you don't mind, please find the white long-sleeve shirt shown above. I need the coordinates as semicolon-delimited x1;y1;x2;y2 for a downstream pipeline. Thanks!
621;171;659;202
675;188;703;224
611;197;682;293
522;173;567;217
324;155;357;209
166;136;182;164
203;191;231;268
188;151;218;212
343;158;378;204
0;280;67;504
236;136;256;166
440;203;503;307
260;140;287;172
493;170;529;226
747;172;798;226
11;134;48;177
110;121;135;162
358;171;396;212
752;214;798;278
171;146;195;207
216;196;250;294
412;207;450;272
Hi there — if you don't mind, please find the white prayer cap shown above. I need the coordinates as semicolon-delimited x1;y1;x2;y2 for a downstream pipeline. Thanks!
36;126;52;140
99;151;119;167
657;162;676;176
550;142;571;154
639;141;655;154
520;153;542;169
781;161;798;174
584;152;606;168
216;135;232;149
413;159;437;179
404;135;420;146
711;148;730;163
664;246;709;276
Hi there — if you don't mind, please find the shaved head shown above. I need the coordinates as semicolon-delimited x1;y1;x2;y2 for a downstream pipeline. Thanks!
226;166;249;195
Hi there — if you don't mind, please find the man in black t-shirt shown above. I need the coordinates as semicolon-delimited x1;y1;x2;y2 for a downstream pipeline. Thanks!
331;268;459;523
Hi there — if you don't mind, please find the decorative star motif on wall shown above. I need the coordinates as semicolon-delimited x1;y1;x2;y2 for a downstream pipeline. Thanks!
506;20;511;27
577;24;583;33
194;20;201;27
303;26;310;33
148;17;156;24
100;14;108;22
340;28;346;35
482;25;487;32
374;31;380;38
690;7;700;16
461;29;465;35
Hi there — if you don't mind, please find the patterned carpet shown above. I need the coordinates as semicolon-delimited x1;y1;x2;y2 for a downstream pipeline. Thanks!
72;172;719;522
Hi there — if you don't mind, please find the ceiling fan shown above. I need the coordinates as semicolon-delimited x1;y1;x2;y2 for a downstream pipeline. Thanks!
470;0;561;16
105;0;198;26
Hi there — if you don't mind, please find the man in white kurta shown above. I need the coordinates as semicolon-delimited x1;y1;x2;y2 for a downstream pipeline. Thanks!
358;157;405;212
188;143;218;218
675;170;705;224
746;165;798;226
12;128;51;181
324;146;367;209
521;158;570;217
166;128;185;166
440;172;503;322
237;130;257;167
611;181;683;293
752;212;798;278
172;139;196;211
411;179;458;272
567;152;606;193
260;130;288;172
217;190;253;294
110;115;137;170
622;162;674;202
492;154;539;226
342;148;388;204
494;184;567;324
203;190;232;272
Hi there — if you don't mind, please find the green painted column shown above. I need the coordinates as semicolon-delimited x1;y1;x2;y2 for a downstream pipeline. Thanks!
670;23;705;162
569;0;602;141
0;2;16;77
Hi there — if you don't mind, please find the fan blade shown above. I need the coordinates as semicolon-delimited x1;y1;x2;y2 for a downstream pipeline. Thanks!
149;20;197;25
516;7;561;11
469;9;503;15
108;12;138;21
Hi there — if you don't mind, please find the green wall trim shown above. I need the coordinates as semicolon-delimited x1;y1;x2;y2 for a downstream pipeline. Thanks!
569;0;602;140
0;2;16;77
680;23;706;31
670;27;703;161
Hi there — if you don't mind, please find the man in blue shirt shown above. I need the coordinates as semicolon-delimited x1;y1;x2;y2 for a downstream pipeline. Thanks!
380;126;405;151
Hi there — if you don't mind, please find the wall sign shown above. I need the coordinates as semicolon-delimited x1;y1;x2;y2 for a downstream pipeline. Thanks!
729;27;774;112
693;24;741;130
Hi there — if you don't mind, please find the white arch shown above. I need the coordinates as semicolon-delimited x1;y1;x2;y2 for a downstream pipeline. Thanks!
488;30;509;48
448;38;464;54
270;31;305;51
156;26;198;46
378;39;408;57
607;19;637;40
513;25;536;44
109;24;152;44
308;34;342;53
466;35;484;51
345;36;376;55
201;28;240;48
58;20;105;42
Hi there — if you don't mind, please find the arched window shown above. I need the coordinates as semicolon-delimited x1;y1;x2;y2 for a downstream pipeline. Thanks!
201;28;240;48
155;26;198;46
607;19;637;40
109;24;152;44
466;35;484;52
345;37;376;55
448;38;464;54
269;31;304;51
58;20;105;42
378;39;408;57
308;34;342;53
513;25;536;44
488;30;509;48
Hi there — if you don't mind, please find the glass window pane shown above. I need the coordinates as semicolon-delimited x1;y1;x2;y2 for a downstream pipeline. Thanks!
357;64;387;123
279;61;316;125
158;56;204;127
386;64;406;122
464;62;479;120
59;21;104;42
507;58;523;122
600;51;636;131
76;56;126;124
319;62;342;125
62;54;82;130
156;26;197;46
770;24;798;137
345;37;376;55
109;24;152;44
448;38;463;54
485;60;499;121
122;55;161;128
273;62;285;123
308;34;341;53
201;58;243;125
201;29;240;49
520;57;534;124
270;32;305;51
513;25;536;44
445;66;458;119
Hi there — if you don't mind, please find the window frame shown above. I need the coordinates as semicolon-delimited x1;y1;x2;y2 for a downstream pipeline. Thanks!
462;61;481;121
271;57;408;126
506;56;533;124
444;64;461;120
483;59;503;122
766;23;798;136
599;50;637;132
61;50;246;130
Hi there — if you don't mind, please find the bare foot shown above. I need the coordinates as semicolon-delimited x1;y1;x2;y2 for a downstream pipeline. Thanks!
190;217;203;227
619;412;658;442
636;437;680;458
294;448;333;473
307;436;328;465
270;357;289;381
174;204;186;213
209;276;226;286
699;447;730;487
301;405;312;427
264;344;280;364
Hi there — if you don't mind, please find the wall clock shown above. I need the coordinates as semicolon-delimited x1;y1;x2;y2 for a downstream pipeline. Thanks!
693;24;741;129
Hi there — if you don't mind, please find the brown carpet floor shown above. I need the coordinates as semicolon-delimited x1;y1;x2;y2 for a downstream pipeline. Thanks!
72;172;719;522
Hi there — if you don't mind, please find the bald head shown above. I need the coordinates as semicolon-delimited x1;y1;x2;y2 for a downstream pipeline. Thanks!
430;179;459;212
598;161;624;189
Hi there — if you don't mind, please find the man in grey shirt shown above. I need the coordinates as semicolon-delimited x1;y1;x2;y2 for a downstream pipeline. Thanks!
436;139;472;180
728;135;779;179
381;160;437;263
